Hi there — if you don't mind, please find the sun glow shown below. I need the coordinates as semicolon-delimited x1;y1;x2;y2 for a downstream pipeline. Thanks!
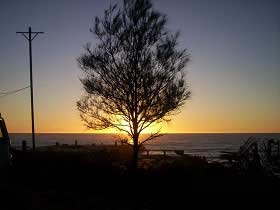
95;118;166;144
116;119;165;134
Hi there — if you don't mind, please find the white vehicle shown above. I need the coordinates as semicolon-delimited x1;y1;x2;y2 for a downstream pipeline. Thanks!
0;113;11;168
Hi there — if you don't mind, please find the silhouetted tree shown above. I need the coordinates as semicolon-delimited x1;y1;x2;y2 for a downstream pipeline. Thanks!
77;0;191;169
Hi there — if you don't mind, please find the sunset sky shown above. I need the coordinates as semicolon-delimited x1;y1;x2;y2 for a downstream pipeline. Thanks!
0;0;279;133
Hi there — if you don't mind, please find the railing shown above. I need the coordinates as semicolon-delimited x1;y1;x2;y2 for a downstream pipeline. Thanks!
141;149;185;156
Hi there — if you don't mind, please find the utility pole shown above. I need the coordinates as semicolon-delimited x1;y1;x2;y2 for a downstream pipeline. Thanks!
16;27;44;151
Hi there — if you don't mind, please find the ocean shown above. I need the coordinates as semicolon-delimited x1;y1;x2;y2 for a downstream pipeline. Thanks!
9;133;280;161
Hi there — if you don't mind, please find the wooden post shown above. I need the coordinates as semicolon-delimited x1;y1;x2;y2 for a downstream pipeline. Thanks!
16;27;44;152
75;139;78;146
253;143;260;166
277;141;280;158
22;140;27;152
163;150;166;156
146;150;149;156
267;140;272;161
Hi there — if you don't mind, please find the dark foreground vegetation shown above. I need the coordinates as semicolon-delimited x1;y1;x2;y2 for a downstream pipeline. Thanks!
1;144;280;210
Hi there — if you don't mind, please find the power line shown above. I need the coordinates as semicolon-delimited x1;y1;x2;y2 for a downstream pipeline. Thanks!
0;86;30;94
0;86;30;98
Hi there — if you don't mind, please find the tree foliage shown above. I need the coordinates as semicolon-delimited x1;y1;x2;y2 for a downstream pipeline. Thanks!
77;0;191;167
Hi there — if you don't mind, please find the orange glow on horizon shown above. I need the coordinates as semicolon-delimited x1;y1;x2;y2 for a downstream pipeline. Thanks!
2;94;280;134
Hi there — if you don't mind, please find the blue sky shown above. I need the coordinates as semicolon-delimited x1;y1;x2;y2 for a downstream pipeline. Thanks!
0;0;279;133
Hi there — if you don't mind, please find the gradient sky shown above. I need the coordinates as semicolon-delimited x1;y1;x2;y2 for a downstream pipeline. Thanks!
0;0;279;133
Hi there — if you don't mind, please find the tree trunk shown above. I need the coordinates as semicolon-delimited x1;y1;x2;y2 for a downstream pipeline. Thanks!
132;145;139;171
131;134;139;171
